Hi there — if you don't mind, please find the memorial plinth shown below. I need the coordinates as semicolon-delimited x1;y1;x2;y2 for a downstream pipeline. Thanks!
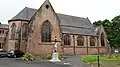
49;52;61;62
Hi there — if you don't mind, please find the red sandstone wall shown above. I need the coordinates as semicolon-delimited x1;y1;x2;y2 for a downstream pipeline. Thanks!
63;46;108;55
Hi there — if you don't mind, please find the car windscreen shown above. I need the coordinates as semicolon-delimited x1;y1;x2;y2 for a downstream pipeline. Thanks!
0;52;8;54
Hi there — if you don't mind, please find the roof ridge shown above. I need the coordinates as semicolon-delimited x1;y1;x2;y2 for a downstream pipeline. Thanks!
61;25;92;29
25;7;37;10
0;24;8;25
57;13;87;19
9;7;89;21
18;7;87;20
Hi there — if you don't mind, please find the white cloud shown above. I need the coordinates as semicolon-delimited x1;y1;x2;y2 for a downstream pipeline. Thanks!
0;0;120;24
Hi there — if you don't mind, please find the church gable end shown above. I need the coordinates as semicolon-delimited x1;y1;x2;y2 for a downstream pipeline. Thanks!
26;0;61;54
31;0;61;41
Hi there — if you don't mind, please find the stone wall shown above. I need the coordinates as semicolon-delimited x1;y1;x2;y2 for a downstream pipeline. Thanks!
8;21;28;51
26;0;61;55
62;34;108;55
63;46;108;55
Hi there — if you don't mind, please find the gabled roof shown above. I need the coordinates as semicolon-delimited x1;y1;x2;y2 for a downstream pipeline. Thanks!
57;14;93;28
9;7;37;22
8;7;95;35
61;25;95;35
0;24;8;29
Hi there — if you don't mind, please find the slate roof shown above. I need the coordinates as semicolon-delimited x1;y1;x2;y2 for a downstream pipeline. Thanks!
0;24;8;29
9;7;37;21
61;25;95;35
57;14;93;28
9;7;96;35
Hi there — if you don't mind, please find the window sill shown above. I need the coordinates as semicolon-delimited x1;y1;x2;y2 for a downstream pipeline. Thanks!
87;46;107;48
63;45;86;48
39;42;54;45
89;46;97;47
62;46;107;48
101;46;106;47
75;46;86;48
62;45;73;48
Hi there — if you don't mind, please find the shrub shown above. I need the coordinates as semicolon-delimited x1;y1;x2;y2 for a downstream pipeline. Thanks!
21;53;35;61
47;53;52;59
59;53;63;60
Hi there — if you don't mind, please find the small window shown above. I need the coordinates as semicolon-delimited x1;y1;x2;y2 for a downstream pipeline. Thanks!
90;36;96;46
2;30;4;33
77;36;84;46
11;23;16;39
63;34;71;45
29;39;31;44
101;33;105;46
45;5;49;9
22;23;27;38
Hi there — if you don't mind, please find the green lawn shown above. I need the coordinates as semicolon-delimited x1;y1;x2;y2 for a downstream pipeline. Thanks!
82;54;120;67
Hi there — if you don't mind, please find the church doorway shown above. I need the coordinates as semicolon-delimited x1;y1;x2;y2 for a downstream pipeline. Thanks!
0;43;3;49
0;43;4;51
0;43;1;49
15;42;20;50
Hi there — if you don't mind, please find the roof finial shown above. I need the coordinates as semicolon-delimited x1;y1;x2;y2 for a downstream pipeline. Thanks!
87;17;89;19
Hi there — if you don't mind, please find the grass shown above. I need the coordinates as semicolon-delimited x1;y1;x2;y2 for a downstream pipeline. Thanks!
82;54;120;67
82;55;105;63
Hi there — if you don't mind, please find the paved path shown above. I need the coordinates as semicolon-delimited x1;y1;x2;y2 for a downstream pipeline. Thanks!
0;56;89;67
62;55;89;67
0;58;71;67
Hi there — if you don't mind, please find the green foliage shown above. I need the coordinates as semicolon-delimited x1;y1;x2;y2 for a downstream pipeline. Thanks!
82;55;98;63
105;54;120;61
47;53;52;59
20;53;35;61
82;54;120;64
82;55;120;67
93;15;120;48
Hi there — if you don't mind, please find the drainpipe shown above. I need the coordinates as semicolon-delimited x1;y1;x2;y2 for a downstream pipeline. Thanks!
97;36;100;67
86;36;88;55
73;35;75;55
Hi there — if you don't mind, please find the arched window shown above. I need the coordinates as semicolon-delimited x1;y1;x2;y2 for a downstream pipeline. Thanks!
22;23;27;38
41;20;51;42
11;23;16;39
63;34;71;45
77;36;84;46
90;36;95;46
101;33;105;46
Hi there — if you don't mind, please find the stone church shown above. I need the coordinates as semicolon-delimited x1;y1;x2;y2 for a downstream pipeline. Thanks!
5;0;110;55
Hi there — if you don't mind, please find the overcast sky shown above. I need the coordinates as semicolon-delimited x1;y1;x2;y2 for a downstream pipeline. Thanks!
0;0;120;24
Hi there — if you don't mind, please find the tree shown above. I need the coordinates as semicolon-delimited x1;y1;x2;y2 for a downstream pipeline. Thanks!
110;15;120;48
93;16;120;48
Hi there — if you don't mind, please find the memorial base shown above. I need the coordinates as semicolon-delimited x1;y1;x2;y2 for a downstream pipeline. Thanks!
49;52;61;62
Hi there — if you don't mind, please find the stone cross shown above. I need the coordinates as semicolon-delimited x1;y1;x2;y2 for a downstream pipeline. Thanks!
53;36;60;53
54;42;58;52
